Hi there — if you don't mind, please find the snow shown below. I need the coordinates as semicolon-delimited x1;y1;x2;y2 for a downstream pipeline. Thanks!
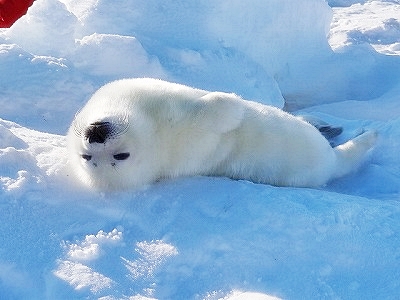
0;0;400;299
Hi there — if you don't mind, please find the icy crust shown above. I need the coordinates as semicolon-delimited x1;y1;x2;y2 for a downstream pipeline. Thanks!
1;174;400;299
329;1;400;55
0;119;67;196
0;44;95;133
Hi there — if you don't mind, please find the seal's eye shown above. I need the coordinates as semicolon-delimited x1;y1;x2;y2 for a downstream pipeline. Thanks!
113;152;130;160
81;154;92;161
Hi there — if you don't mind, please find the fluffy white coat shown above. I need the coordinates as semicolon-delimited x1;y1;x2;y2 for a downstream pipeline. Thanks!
67;78;376;190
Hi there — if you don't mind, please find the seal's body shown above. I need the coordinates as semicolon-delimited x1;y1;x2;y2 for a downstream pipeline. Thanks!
67;78;376;190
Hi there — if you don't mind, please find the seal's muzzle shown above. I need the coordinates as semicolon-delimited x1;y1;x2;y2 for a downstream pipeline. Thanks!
84;121;111;144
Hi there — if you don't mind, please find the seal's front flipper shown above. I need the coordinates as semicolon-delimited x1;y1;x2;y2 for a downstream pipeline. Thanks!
198;92;245;134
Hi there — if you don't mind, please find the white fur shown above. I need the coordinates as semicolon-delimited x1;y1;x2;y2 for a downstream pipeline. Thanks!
67;78;377;190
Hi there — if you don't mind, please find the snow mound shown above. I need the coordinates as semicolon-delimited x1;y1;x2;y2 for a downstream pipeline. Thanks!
73;33;166;78
329;1;400;55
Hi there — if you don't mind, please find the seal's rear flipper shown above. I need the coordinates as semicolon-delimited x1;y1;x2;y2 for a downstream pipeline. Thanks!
298;115;343;145
317;125;343;140
333;130;377;179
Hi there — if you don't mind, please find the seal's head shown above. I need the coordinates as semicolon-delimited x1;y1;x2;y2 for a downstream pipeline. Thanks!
67;86;160;191
80;120;131;166
67;111;136;189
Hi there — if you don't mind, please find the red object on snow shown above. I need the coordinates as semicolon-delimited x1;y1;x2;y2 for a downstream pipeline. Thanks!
0;0;34;28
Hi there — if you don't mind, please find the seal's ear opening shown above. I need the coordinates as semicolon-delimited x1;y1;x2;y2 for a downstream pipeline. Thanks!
85;122;112;144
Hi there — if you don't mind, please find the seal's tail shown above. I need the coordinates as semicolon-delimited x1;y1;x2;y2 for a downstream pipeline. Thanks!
333;130;377;179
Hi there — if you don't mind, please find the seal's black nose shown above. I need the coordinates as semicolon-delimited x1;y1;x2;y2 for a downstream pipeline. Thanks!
84;121;111;144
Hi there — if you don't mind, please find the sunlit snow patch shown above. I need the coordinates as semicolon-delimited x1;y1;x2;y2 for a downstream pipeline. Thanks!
54;260;114;293
65;229;123;262
54;229;178;297
122;240;179;280
54;229;123;293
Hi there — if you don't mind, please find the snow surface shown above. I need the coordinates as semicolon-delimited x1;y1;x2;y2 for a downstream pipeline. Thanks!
0;0;400;299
